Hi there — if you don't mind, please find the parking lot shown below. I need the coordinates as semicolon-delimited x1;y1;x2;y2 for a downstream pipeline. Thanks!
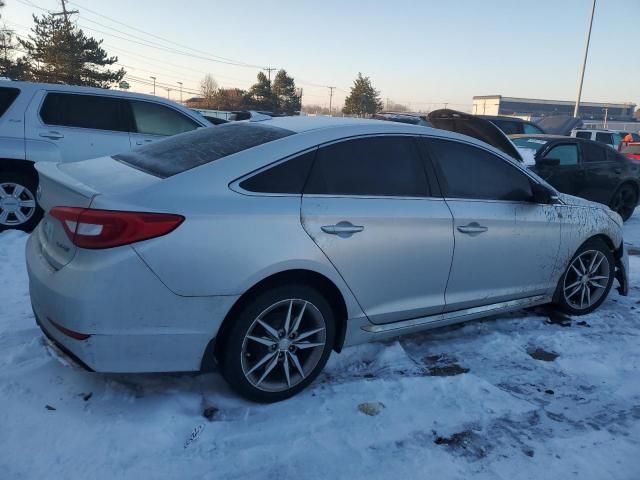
1;212;638;480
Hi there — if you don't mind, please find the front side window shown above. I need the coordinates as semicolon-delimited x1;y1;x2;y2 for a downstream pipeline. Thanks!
129;100;199;136
581;142;607;163
575;131;591;140
0;87;20;117
595;132;613;145
304;136;429;197
426;138;533;202
40;93;128;132
543;144;578;165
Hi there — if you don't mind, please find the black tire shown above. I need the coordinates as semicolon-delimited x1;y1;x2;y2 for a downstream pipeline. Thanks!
609;183;637;222
0;170;42;232
553;238;614;316
218;284;336;403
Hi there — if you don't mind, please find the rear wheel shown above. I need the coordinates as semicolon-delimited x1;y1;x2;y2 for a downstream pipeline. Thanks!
218;285;335;403
553;238;614;316
0;171;42;232
609;183;637;222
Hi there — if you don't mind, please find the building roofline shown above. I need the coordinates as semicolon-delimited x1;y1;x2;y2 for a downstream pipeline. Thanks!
473;95;635;109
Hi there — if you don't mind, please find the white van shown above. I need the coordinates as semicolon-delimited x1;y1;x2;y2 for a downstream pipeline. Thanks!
571;129;623;150
0;80;210;230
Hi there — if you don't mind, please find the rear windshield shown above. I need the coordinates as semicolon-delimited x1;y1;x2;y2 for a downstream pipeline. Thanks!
0;87;20;117
114;122;295;178
511;137;548;153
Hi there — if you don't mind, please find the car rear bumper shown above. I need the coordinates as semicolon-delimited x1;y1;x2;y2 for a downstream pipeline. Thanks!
26;227;239;372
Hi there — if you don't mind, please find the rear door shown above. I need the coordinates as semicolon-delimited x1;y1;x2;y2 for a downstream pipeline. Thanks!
301;135;454;324
424;138;561;311
25;91;131;163
127;99;201;148
580;141;621;205
533;142;585;196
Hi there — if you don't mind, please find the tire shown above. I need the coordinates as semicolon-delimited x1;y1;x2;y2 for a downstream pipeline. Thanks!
609;183;637;222
0;170;42;232
553;238;615;316
218;284;336;403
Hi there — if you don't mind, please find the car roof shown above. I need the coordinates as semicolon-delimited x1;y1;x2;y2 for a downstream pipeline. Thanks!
478;115;532;123
262;115;412;133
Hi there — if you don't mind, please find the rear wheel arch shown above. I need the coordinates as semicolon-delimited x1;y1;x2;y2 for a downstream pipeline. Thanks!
201;269;349;371
0;158;37;177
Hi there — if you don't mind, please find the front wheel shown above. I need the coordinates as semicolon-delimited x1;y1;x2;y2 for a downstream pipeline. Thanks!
553;238;614;316
218;285;335;403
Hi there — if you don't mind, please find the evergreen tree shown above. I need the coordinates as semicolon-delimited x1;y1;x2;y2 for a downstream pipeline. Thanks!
272;69;300;115
248;71;275;111
342;73;383;116
19;12;124;87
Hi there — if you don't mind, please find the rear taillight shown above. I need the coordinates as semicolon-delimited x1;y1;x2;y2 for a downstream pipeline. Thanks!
50;207;184;249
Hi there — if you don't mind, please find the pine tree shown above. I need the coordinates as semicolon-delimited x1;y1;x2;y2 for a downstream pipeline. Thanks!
19;12;124;88
248;72;275;111
342;73;383;116
272;69;300;115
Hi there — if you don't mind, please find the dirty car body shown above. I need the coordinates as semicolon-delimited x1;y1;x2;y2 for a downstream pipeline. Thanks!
25;117;629;400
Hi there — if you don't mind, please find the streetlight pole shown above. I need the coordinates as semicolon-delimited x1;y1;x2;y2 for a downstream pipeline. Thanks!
166;88;171;100
177;82;183;104
573;0;596;118
150;76;156;95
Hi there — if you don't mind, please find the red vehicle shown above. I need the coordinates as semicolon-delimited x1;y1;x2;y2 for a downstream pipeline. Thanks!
622;143;640;161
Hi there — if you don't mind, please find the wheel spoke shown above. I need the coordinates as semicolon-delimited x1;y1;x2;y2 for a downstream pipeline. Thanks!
577;256;587;275
290;301;307;335
570;264;582;276
255;353;279;386
283;300;293;333
283;352;291;388
246;351;277;375
0;185;8;198
580;285;586;308
589;280;607;289
14;209;26;224
590;275;608;281
589;256;605;275
565;280;581;290
19;200;35;208
12;185;24;198
293;341;324;350
0;209;8;224
288;351;305;379
585;284;591;306
246;335;276;347
566;284;582;299
256;318;280;340
294;327;324;342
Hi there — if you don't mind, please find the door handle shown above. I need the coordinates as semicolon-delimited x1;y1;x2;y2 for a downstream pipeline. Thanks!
321;221;364;238
39;131;64;140
457;222;488;236
614;168;622;174
135;139;154;146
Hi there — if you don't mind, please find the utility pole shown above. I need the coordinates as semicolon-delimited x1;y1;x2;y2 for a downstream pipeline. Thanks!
166;87;171;100
573;0;596;118
603;107;608;128
328;86;335;115
52;0;78;26
177;82;183;103
150;76;156;95
263;67;277;83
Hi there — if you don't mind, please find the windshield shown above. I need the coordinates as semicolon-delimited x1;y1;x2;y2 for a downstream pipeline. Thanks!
511;137;548;165
114;122;295;178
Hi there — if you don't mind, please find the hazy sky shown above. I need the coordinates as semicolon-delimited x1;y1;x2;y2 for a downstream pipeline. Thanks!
3;0;638;111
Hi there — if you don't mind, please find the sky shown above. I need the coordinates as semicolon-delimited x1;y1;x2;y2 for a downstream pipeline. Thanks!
2;0;638;112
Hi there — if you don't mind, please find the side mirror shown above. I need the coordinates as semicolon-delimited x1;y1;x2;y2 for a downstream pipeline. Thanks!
536;157;561;167
531;182;558;204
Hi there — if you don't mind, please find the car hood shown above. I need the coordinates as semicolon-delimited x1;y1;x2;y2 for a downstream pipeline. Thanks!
535;115;583;136
428;109;523;161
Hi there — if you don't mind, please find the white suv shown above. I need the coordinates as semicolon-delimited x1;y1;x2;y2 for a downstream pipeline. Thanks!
0;80;210;231
571;129;623;150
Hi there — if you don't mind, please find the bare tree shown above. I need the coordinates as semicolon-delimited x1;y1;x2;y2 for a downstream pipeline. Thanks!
200;74;218;109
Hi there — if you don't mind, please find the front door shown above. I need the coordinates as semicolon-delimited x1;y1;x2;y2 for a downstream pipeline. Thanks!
532;142;585;197
301;135;454;324
423;137;561;311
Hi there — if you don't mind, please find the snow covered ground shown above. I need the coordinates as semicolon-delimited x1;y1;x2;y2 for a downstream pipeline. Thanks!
1;212;639;480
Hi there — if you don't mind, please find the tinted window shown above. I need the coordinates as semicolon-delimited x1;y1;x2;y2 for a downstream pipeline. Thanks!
129;100;199;136
240;150;316;194
522;123;544;134
581;142;607;163
544;144;578;165
114;123;295;178
575;131;591;139
0;87;20;117
490;119;522;135
427;139;533;201
595;132;613;144
40;93;128;132
304;136;428;197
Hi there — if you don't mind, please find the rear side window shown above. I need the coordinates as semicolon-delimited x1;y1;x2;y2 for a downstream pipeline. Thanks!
575;131;591;139
114;123;295;178
304;136;429;197
426;138;533;201
490;119;521;135
543;144;578;165
40;93;128;132
129;100;199;136
595;132;613;144
0;87;20;117
581;142;607;163
240;150;316;194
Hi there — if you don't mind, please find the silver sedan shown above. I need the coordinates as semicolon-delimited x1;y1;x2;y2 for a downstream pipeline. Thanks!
26;117;629;402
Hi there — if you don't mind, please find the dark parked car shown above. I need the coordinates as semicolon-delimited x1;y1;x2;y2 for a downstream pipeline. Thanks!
512;135;640;221
477;115;545;135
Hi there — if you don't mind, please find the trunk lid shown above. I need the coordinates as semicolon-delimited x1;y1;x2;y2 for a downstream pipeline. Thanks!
34;157;161;269
535;115;583;136
428;109;523;161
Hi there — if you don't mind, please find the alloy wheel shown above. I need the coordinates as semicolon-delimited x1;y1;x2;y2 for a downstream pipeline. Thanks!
241;299;327;393
0;182;36;226
563;249;611;310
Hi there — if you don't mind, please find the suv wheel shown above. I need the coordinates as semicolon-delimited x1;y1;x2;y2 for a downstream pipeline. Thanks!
553;238;614;316
218;284;335;403
0;171;42;232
